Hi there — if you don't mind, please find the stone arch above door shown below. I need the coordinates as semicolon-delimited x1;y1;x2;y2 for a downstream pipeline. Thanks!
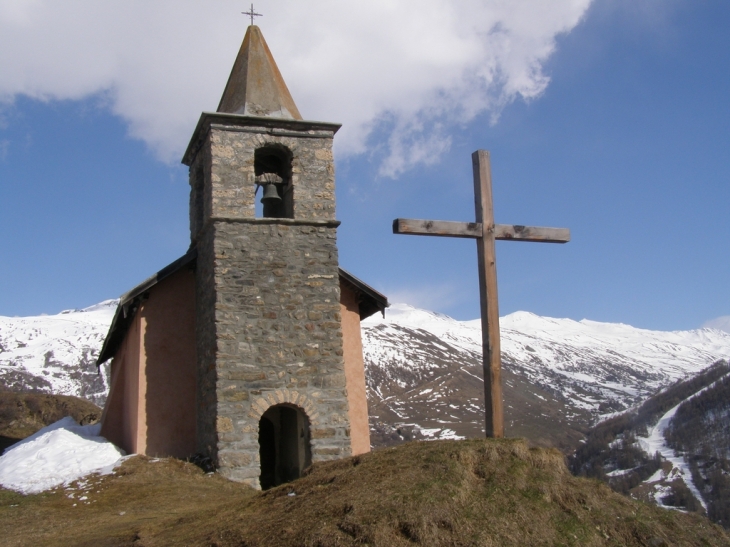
247;389;321;425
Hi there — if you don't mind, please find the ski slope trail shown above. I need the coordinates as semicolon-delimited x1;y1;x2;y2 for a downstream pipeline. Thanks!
638;372;730;511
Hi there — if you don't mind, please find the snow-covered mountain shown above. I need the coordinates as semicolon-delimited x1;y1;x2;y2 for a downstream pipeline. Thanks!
362;304;730;448
2;300;730;450
0;301;117;406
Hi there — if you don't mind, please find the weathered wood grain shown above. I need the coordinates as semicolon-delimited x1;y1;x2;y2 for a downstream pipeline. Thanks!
493;224;570;243
472;150;504;438
392;219;483;238
392;219;569;244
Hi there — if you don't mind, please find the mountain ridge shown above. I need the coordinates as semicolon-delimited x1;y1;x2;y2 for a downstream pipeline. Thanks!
2;300;730;450
362;303;730;449
0;300;116;406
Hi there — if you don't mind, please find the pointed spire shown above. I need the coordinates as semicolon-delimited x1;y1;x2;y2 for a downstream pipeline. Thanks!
217;25;303;120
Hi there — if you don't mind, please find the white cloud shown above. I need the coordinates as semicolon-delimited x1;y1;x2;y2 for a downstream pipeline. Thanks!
384;282;467;315
703;316;730;334
0;0;593;174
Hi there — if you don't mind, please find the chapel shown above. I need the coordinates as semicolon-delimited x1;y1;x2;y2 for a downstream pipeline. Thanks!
96;24;387;489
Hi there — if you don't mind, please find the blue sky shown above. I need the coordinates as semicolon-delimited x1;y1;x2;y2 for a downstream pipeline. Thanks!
0;0;728;332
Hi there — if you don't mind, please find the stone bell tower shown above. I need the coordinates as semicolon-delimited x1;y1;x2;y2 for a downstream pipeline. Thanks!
182;25;351;488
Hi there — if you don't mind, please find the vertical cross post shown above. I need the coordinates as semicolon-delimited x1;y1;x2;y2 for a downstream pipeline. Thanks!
472;150;503;437
392;150;570;439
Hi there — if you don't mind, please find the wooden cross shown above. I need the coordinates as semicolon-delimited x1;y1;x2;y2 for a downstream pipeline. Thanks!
242;3;262;26
393;150;570;438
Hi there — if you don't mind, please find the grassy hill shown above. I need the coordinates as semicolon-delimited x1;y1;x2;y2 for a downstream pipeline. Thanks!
1;438;727;546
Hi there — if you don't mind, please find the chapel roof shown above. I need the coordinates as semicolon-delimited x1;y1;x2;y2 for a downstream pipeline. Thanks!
217;25;303;120
96;251;388;366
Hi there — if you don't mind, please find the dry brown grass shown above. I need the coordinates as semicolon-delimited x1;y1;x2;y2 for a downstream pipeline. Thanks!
1;438;728;546
0;455;256;547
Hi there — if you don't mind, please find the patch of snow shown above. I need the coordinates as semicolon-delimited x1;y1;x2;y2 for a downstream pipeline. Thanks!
418;428;441;438
649;484;686;511
597;410;631;423
438;429;465;440
606;467;636;477
416;427;465;441
645;467;667;484
609;437;623;449
0;417;126;494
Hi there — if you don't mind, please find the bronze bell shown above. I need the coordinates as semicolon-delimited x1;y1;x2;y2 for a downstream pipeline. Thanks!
260;182;282;204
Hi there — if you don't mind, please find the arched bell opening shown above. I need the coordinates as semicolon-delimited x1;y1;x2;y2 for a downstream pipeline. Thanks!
254;145;293;219
258;404;312;490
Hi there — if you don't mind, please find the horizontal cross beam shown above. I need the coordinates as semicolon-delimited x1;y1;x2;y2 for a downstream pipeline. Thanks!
392;218;570;243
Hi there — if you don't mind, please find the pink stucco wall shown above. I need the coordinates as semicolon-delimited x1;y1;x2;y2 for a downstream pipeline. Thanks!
100;267;197;458
340;283;371;455
100;312;143;454
141;268;197;457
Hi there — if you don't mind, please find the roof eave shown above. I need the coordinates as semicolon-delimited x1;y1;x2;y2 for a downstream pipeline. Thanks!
339;267;389;320
96;249;198;366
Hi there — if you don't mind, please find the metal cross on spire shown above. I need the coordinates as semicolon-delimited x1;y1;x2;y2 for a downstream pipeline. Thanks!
242;3;262;26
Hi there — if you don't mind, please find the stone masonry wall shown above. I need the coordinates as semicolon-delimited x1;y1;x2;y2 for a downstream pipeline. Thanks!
194;225;219;460
212;221;349;486
189;119;350;488
189;141;213;248
205;125;337;222
190;145;219;460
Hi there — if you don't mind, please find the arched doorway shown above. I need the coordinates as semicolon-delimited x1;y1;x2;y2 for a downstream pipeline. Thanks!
258;404;312;490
